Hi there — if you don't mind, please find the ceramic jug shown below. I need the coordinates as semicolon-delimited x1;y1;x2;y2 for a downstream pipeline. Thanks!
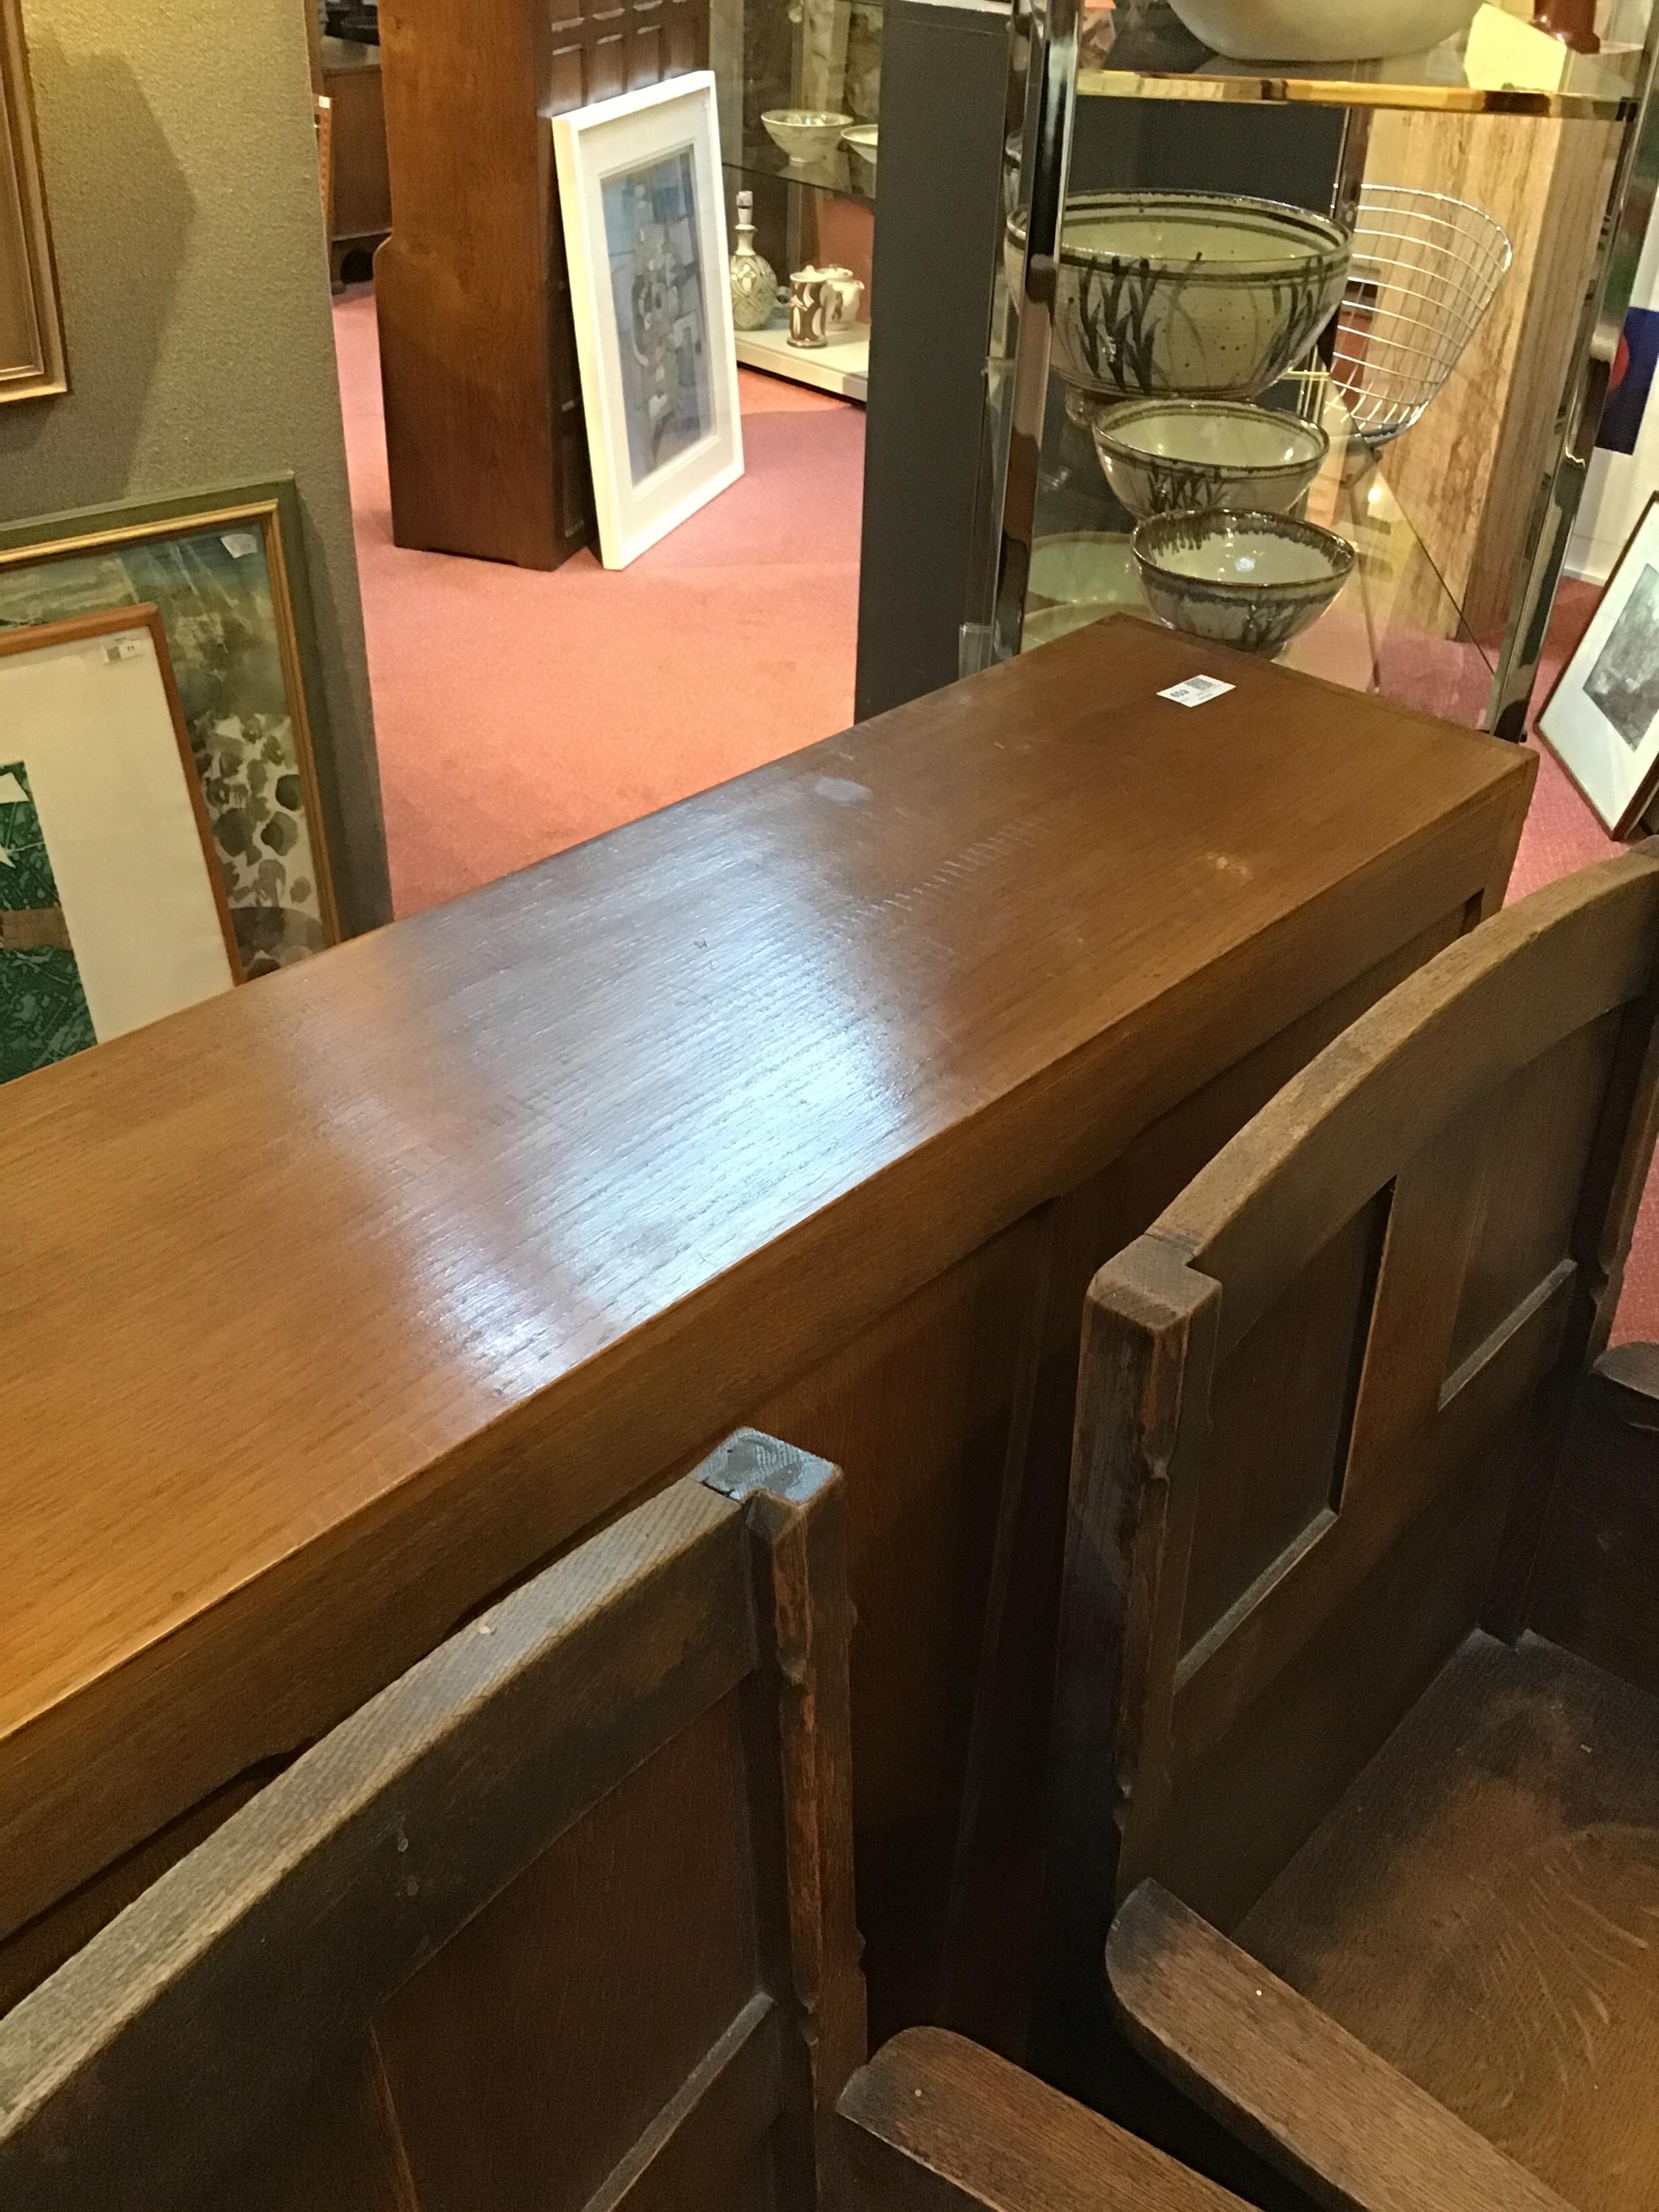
729;190;779;332
788;268;834;348
816;265;865;333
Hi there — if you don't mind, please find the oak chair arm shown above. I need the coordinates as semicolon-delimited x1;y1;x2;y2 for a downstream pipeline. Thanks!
835;2027;1246;2212
1105;1883;1574;2212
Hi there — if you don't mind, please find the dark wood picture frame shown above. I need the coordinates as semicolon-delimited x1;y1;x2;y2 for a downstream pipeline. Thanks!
1538;488;1659;838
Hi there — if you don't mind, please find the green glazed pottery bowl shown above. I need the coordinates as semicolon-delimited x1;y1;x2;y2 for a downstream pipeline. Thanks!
1004;190;1351;401
1091;398;1330;520
762;108;854;164
1132;508;1354;657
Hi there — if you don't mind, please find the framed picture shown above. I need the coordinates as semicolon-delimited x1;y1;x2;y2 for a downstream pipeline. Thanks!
552;73;743;569
0;484;339;975
1540;494;1659;836
0;606;241;1084
0;0;66;404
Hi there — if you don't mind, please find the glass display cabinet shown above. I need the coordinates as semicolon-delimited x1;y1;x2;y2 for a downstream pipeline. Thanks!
974;0;1659;734
718;0;882;397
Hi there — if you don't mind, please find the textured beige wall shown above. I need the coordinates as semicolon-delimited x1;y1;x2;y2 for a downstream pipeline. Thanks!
0;0;390;933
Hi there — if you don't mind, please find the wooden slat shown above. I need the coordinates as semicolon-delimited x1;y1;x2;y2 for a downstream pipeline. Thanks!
582;1995;779;2212
1107;1883;1574;2212
0;1479;753;2212
836;2026;1248;2212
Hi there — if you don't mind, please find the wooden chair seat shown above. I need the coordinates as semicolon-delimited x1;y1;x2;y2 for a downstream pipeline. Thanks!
1037;849;1659;2210
1235;1629;1659;2211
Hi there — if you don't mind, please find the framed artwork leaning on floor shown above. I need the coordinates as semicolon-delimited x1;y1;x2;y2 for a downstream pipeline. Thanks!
0;607;241;1084
0;0;66;405
1541;493;1659;837
552;73;743;569
0;483;340;975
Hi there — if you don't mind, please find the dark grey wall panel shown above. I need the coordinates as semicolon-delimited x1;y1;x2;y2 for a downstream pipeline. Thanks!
855;0;1011;722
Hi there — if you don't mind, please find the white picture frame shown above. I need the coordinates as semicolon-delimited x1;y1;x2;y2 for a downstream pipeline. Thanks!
552;73;743;570
0;605;240;1083
1540;493;1659;838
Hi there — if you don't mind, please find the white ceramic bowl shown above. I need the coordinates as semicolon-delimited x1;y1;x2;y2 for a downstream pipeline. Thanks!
1004;191;1351;401
762;109;854;164
1132;508;1354;656
1166;0;1479;62
842;123;878;175
1092;398;1330;520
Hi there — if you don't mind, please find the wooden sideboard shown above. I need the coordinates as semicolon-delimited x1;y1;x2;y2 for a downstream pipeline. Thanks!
374;0;707;569
0;619;1534;2040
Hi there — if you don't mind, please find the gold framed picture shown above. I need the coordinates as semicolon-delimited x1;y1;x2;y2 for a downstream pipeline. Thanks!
0;485;341;975
0;0;66;405
0;605;242;1084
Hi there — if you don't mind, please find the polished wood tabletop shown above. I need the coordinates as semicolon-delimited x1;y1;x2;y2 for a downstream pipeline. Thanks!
1;617;1531;1957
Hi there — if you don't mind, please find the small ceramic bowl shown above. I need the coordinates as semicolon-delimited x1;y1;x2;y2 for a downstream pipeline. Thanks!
762;109;854;165
842;123;878;176
1132;509;1354;657
1092;399;1330;520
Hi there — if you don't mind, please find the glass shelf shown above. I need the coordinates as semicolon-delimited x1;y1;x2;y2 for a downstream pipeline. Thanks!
1077;0;1650;117
723;134;876;205
1011;373;1494;725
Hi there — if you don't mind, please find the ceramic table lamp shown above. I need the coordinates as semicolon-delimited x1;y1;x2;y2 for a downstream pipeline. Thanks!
729;190;778;332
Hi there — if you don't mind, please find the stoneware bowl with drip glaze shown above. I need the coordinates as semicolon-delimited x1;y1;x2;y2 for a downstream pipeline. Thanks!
1164;0;1479;60
1132;509;1354;656
1004;190;1351;401
1091;398;1330;520
762;109;854;164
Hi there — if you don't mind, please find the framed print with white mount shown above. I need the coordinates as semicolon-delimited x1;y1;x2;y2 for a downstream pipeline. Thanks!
1540;493;1659;838
552;73;743;569
0;483;340;975
0;0;66;403
0;606;241;1085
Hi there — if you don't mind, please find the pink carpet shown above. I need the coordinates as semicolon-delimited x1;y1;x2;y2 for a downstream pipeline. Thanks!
335;295;1656;1343
333;287;863;919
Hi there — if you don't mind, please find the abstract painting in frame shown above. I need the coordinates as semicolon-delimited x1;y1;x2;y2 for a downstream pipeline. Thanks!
0;0;66;404
0;605;241;1084
552;73;743;569
0;484;340;975
1540;493;1659;838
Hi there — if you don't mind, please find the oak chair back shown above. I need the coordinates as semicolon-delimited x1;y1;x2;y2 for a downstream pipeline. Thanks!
0;1431;865;2212
1040;847;1659;2053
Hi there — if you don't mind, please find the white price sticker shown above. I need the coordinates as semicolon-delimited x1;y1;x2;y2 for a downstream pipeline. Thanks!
1158;675;1235;708
103;636;146;664
221;531;260;558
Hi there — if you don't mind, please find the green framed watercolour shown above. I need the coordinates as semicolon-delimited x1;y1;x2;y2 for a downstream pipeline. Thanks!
0;485;340;977
0;606;240;1084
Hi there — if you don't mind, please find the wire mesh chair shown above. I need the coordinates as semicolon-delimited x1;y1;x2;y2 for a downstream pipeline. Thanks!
1330;185;1514;449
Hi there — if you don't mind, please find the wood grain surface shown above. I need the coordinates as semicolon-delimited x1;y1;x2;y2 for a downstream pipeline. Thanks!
1237;1633;1659;2212
1109;1881;1575;2212
0;618;1532;1999
836;2026;1250;2212
0;1441;864;2212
